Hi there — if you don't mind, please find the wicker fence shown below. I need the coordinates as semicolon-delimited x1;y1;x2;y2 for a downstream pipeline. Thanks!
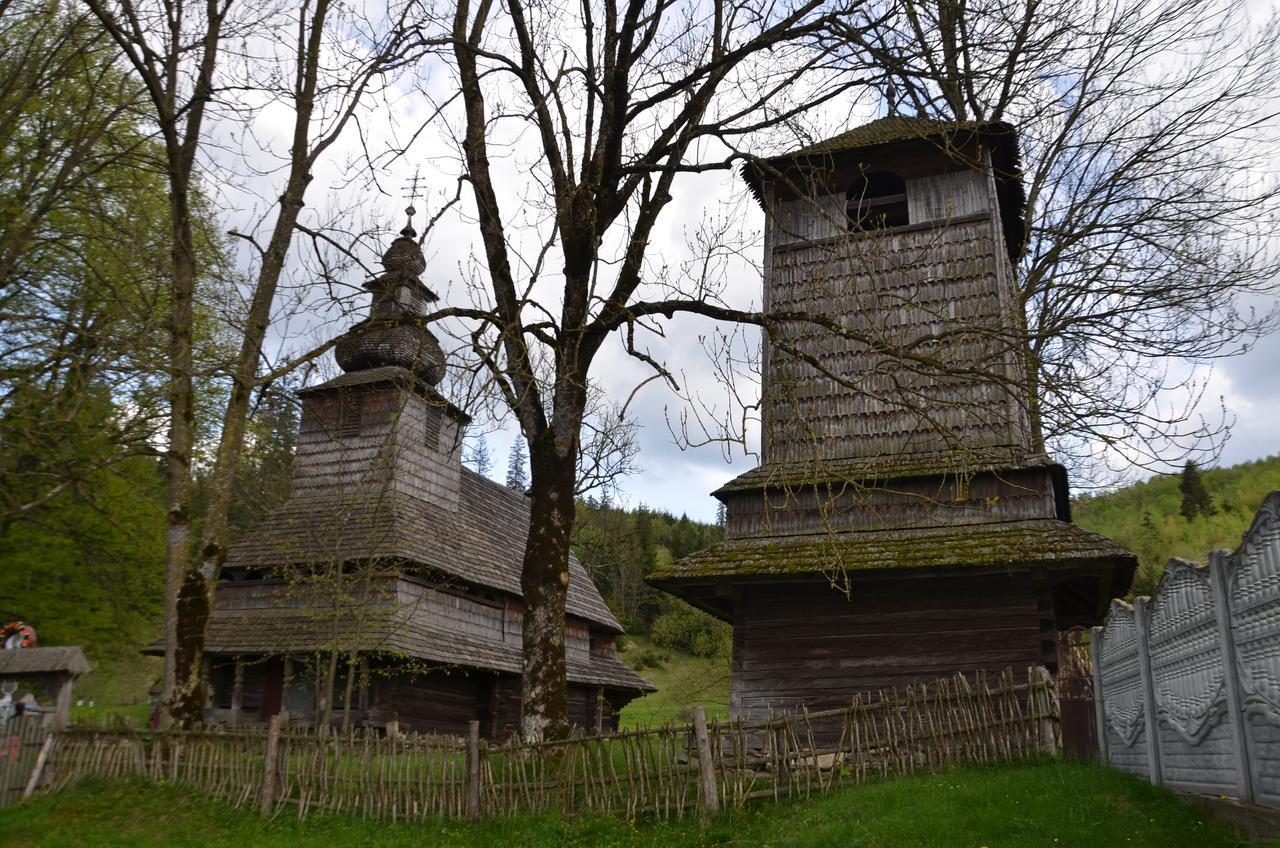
16;665;1058;821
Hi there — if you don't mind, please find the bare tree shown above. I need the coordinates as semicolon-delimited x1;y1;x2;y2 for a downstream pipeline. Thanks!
834;0;1280;478
81;0;433;725
432;0;876;740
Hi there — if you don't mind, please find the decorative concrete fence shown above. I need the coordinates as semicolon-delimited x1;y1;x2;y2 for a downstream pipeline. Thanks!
1093;491;1280;807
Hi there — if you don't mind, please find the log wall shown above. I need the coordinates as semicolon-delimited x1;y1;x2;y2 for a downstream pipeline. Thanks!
730;574;1044;720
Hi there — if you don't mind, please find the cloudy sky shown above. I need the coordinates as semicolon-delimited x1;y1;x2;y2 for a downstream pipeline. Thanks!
218;3;1279;526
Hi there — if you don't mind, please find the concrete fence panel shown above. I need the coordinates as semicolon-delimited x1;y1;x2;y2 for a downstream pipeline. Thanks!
1146;559;1236;795
1229;493;1280;807
1094;491;1280;809
1095;601;1150;778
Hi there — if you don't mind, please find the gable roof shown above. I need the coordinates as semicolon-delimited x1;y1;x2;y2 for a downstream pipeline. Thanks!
742;115;1027;262
224;469;623;632
0;646;92;677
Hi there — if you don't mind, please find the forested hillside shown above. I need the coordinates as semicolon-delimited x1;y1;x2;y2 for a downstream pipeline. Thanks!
1074;455;1280;596
0;383;300;706
571;499;727;652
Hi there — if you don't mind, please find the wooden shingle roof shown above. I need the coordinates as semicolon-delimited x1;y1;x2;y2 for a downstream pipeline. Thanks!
151;606;652;692
715;449;1055;496
0;646;92;676
224;470;623;632
648;519;1135;582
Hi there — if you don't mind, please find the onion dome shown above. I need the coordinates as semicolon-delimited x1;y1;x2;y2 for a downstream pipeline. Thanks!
335;206;446;385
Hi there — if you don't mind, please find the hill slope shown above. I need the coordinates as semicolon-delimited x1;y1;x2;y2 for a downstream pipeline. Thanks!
1073;454;1280;596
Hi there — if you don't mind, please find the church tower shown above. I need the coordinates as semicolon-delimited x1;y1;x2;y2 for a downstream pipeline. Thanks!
650;118;1135;719
193;208;651;735
288;208;469;511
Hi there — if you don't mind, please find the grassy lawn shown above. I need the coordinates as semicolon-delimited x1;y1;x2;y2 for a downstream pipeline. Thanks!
65;655;158;727
617;637;730;728
0;758;1265;848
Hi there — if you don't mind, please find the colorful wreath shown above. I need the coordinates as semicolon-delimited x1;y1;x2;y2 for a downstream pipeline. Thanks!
1;622;36;650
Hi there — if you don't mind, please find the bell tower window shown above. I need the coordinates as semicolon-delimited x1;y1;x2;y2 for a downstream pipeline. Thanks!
847;171;909;231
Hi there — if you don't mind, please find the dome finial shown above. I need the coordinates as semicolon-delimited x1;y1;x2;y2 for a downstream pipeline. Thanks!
402;204;417;238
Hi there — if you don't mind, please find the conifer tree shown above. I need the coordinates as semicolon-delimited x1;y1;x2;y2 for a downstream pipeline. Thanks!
505;439;528;492
1179;461;1216;519
466;435;492;478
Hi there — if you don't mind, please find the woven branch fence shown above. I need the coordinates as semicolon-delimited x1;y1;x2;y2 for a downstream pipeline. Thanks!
29;665;1058;822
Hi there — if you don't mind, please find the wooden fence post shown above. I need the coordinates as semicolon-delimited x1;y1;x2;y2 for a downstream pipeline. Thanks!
21;730;54;801
691;705;719;818
466;719;481;821
1209;549;1255;804
1090;626;1109;764
258;713;283;816
1030;666;1058;753
1133;598;1164;786
230;658;244;727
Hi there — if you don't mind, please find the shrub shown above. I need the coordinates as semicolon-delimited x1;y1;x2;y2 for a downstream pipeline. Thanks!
650;600;731;659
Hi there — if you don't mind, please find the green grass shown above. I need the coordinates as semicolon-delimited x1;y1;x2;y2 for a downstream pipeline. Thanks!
0;759;1263;847
62;654;158;726
617;636;730;728
67;701;151;726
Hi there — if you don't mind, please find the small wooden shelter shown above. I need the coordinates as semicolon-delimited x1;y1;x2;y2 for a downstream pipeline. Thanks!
0;646;92;727
153;212;651;737
650;117;1135;720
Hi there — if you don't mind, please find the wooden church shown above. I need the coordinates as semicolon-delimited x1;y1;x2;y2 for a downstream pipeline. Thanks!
649;117;1135;719
155;212;651;737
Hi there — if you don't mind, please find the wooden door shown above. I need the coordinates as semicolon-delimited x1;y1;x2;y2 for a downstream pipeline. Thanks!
1057;627;1097;760
259;659;284;719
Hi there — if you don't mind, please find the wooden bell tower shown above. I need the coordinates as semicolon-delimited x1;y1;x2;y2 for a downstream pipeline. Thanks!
650;117;1135;719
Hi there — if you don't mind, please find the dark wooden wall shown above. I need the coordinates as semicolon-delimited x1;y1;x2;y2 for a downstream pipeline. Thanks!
209;658;631;739
722;468;1060;539
377;670;486;737
378;668;625;739
730;573;1045;720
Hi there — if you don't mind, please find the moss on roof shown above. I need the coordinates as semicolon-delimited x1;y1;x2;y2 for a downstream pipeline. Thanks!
714;450;1053;496
648;519;1135;582
224;474;623;633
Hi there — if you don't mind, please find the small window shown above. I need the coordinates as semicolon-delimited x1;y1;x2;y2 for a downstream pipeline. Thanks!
847;171;909;231
424;406;442;450
336;392;360;438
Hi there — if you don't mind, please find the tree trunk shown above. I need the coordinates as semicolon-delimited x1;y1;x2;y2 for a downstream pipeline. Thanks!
174;168;312;726
519;435;579;742
341;651;358;732
158;181;199;729
319;647;339;735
